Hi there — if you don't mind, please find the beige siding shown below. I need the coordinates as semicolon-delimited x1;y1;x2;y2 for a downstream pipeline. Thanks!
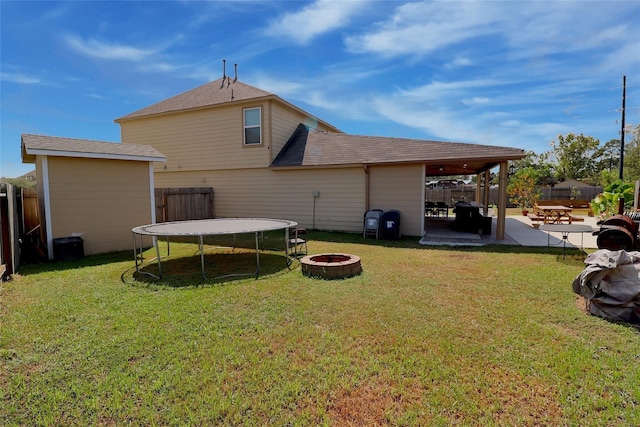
270;102;338;160
121;103;272;171
47;157;152;255
154;167;366;233
368;164;424;236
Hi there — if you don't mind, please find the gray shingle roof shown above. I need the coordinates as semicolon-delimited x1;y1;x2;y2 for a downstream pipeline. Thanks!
115;78;274;121
272;124;525;175
21;134;166;163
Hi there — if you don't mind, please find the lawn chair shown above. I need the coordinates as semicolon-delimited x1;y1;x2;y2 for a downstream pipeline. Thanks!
363;209;384;239
288;227;308;257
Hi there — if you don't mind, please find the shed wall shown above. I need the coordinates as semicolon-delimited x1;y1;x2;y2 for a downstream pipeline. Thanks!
368;164;424;236
47;157;152;255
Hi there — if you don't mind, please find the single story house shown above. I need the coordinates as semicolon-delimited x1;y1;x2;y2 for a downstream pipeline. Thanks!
21;135;166;259
115;77;525;239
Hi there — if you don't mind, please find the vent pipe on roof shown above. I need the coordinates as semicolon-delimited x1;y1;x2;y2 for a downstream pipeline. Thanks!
220;59;227;88
233;63;238;83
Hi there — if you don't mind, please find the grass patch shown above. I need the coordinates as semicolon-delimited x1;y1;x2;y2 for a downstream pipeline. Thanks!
1;232;638;425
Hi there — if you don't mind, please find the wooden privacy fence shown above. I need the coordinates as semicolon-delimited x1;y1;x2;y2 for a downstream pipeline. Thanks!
155;187;214;223
425;186;603;206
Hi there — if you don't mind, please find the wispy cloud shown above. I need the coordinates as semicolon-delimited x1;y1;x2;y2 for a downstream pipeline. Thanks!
65;35;155;61
345;2;502;57
345;1;637;69
265;0;368;45
1;72;41;85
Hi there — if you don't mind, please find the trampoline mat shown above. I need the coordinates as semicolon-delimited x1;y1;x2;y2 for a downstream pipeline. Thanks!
133;218;296;237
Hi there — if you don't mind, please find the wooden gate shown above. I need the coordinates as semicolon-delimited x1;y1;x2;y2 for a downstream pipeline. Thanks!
155;187;214;222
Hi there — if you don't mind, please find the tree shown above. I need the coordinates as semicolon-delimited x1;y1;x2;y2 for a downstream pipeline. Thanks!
550;133;604;184
507;167;541;211
623;124;640;182
509;151;556;186
598;138;621;174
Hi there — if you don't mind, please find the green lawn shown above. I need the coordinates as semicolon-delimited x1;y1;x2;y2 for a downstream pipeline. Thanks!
1;232;638;426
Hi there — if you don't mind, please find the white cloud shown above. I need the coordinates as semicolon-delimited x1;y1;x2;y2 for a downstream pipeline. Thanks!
265;0;368;45
462;97;490;106
445;57;473;69
0;72;41;85
345;1;502;57
65;35;155;61
345;0;639;70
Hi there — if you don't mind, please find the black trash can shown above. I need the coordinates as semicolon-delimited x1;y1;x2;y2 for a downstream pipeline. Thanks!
480;216;492;235
53;237;84;261
382;210;401;239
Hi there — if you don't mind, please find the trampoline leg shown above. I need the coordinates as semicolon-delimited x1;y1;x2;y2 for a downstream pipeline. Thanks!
199;235;207;280
154;236;163;279
133;232;140;272
255;232;260;278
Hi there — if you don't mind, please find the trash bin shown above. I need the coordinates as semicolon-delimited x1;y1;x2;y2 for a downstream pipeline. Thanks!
382;210;401;239
480;216;492;235
363;209;384;239
53;236;84;261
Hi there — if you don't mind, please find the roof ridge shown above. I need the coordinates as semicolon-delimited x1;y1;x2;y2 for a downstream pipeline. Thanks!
115;78;274;121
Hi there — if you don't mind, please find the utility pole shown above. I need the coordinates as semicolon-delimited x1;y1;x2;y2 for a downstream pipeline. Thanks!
619;75;626;180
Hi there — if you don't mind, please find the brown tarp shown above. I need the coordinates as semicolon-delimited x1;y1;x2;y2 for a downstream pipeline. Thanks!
572;249;640;327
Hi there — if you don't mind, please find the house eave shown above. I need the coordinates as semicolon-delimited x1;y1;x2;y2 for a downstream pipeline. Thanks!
23;148;166;164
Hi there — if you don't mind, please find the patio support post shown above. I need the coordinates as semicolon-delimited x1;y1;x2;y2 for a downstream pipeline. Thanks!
475;174;482;203
496;161;508;240
483;170;491;216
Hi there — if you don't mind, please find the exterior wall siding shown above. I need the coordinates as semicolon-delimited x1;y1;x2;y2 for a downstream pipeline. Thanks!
270;103;338;159
153;167;366;233
368;164;424;236
121;102;272;172
47;157;152;255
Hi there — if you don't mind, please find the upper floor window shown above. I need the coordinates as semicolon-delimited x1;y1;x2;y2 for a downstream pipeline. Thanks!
243;107;261;145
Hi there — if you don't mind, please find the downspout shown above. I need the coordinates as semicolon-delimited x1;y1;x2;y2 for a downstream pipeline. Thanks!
364;164;370;212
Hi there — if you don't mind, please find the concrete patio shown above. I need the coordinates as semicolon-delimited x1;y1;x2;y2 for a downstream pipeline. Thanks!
420;215;599;249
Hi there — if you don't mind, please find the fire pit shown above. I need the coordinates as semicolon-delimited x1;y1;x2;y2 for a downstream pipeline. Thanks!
300;253;362;279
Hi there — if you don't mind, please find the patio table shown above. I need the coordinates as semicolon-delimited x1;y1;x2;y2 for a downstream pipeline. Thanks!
539;223;593;258
534;204;573;224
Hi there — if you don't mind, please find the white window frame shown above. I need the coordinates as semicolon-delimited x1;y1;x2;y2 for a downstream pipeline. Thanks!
243;107;262;146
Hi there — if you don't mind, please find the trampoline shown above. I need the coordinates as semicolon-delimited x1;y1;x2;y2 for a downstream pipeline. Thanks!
132;218;297;280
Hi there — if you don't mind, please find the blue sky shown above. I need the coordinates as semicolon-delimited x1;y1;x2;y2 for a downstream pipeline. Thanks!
2;0;639;178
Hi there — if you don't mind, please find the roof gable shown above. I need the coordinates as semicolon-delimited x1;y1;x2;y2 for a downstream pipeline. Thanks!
272;125;525;175
21;134;166;164
115;78;274;121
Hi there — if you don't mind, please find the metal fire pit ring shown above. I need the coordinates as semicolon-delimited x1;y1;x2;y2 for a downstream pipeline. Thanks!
300;253;362;279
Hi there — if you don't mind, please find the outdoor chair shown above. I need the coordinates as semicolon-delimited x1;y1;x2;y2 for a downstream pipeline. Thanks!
436;202;449;217
425;202;436;217
288;227;308;257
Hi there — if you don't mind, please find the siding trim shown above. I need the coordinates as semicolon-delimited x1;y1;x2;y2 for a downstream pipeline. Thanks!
26;149;165;163
41;156;54;260
149;162;156;224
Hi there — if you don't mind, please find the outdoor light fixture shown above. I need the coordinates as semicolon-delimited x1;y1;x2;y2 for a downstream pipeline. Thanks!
508;163;516;176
